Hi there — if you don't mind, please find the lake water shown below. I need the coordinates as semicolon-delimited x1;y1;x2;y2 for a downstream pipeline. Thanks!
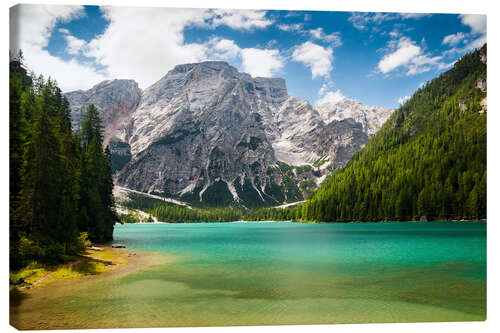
11;222;486;328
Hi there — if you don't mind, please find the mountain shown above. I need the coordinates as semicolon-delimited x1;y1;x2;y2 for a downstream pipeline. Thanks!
64;79;142;147
297;45;487;222
65;61;392;208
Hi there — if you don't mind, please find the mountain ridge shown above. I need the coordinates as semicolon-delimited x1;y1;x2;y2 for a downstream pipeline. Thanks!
296;45;487;222
65;61;393;208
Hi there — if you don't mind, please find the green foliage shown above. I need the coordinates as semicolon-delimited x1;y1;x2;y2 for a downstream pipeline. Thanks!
17;237;45;263
281;174;304;203
72;232;91;254
9;54;116;269
295;165;313;175
233;177;264;208
237;136;263;150
277;161;293;173
313;156;328;168
201;180;234;207
131;201;298;223
120;192;175;210
150;205;243;222
299;180;316;198
297;45;487;222
263;182;285;203
107;139;131;173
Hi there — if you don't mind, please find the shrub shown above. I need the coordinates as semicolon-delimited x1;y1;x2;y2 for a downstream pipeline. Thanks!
72;232;91;254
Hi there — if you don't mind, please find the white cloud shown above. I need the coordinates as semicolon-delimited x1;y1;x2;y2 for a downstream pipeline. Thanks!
209;38;241;60
240;48;284;77
208;9;273;30
10;4;85;51
59;28;87;55
459;14;487;51
309;28;342;46
399;13;431;19
378;37;421;74
207;37;283;78
389;29;401;38
377;37;446;76
85;7;211;89
318;81;335;97
398;95;410;105
442;32;466;46
466;34;487;50
292;42;333;79
277;23;303;32
10;4;108;91
10;5;277;91
441;14;486;58
317;90;346;104
349;12;430;30
460;14;486;35
84;7;278;88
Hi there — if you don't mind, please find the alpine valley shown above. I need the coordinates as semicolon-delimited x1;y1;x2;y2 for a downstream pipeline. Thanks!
65;61;392;208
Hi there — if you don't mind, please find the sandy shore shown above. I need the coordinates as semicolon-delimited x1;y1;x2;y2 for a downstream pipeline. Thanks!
13;245;171;292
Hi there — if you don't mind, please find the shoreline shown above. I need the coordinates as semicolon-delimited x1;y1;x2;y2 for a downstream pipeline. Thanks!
118;219;487;225
10;245;172;295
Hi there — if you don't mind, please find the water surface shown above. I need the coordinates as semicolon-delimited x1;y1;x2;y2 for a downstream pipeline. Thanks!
11;222;486;329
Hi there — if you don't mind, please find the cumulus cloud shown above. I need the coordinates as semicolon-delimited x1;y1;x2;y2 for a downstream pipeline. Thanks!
377;37;448;76
84;7;212;88
378;37;421;74
398;95;410;105
207;9;273;30
10;5;277;91
441;14;486;58
207;37;284;77
292;42;333;79
317;90;346;104
460;14;486;35
309;28;342;46
240;48;284;77
59;28;87;55
209;38;241;60
459;14;487;50
10;4;108;91
442;32;466;46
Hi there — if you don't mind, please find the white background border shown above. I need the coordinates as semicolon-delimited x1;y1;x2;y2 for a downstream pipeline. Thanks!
2;0;497;332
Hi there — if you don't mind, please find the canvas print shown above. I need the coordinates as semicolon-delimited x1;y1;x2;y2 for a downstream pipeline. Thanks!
9;3;486;330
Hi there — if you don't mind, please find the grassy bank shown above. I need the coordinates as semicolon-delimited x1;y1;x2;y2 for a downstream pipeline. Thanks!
9;246;131;290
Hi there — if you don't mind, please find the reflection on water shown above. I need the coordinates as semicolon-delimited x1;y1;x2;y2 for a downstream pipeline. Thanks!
10;222;486;329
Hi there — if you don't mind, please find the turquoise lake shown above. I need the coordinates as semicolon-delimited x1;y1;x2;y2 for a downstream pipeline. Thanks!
11;222;487;328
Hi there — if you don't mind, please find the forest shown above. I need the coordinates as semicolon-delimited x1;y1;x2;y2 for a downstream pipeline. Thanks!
9;52;116;269
296;45;487;222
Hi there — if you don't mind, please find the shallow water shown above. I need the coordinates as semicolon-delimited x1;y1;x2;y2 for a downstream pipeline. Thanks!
10;222;486;329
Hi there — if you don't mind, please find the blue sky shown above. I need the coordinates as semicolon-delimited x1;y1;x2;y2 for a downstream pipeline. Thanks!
10;5;486;108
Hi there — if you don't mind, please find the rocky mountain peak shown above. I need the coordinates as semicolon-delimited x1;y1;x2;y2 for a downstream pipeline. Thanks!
65;62;394;208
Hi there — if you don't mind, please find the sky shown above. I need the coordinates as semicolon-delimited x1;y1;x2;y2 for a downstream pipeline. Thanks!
9;4;486;109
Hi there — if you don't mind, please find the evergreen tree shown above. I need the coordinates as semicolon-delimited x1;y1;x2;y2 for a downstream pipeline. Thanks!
10;55;117;268
296;45;487;222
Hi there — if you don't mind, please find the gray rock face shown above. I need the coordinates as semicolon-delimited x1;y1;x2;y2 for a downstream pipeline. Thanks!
313;98;393;136
65;61;393;207
65;79;142;147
